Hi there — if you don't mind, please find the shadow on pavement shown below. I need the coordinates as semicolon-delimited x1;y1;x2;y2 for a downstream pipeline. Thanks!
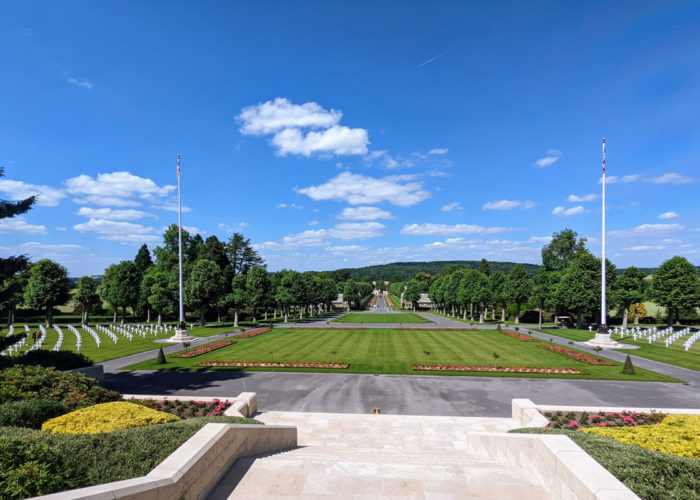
103;369;253;396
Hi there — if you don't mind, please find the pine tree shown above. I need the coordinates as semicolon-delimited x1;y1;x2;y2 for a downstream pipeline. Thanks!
622;354;635;375
156;347;166;364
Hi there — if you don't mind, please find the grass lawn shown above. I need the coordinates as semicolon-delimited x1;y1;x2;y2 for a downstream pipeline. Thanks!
511;427;700;499
332;313;431;324
532;328;700;371
123;328;677;381
4;325;239;364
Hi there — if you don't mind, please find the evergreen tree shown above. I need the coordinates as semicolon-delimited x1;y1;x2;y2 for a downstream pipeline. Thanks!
622;355;635;375
133;244;153;274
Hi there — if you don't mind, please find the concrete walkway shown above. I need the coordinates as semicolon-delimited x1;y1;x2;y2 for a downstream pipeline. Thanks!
207;411;548;500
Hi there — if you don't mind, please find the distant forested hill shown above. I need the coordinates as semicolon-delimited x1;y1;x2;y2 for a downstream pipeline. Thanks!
337;261;541;281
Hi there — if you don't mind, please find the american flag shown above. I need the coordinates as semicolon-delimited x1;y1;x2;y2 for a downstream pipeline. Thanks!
177;154;181;179
602;138;606;175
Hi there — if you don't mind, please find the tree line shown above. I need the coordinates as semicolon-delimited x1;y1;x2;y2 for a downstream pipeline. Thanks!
389;229;700;328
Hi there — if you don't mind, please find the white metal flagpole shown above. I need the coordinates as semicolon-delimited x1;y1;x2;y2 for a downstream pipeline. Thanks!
600;138;607;331
177;153;184;326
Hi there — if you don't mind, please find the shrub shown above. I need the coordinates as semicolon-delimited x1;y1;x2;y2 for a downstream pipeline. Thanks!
0;365;121;410
582;414;700;459
156;347;166;364
0;399;67;429
42;402;180;434
0;333;27;351
622;355;636;375
13;350;94;370
0;415;260;498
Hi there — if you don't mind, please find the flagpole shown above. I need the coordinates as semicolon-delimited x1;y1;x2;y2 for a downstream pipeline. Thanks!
170;153;194;342
177;153;184;326
587;138;620;348
600;138;607;332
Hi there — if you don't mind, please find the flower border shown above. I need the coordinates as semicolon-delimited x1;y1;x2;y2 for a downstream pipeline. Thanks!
195;360;349;369
238;328;271;338
413;363;583;374
541;344;614;365
174;340;236;358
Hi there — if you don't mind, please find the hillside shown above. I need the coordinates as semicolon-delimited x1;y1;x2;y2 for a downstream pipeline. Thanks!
337;261;542;281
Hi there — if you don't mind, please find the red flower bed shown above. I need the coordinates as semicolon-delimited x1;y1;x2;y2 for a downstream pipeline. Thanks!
152;398;232;418
174;340;236;358
501;330;538;341
288;326;369;330
542;410;664;430
196;360;349;369
413;363;583;374
369;295;377;307
238;328;271;338
396;327;478;331
541;345;614;365
385;296;393;307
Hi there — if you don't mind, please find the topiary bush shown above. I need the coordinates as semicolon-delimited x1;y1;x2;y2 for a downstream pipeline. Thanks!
622;354;636;375
156;347;166;364
0;365;121;410
0;399;68;429
42;402;180;434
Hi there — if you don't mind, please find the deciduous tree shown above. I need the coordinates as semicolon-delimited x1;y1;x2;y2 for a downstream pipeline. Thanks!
23;259;71;327
650;256;700;326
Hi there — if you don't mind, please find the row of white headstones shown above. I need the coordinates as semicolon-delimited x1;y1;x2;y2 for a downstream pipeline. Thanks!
597;325;699;352
1;323;176;356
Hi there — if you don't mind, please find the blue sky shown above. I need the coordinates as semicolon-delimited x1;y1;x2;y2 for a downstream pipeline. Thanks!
1;1;699;276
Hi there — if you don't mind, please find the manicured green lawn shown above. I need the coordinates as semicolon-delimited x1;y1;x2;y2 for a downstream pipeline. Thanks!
7;325;238;364
332;313;431;324
532;328;700;371
123;328;677;381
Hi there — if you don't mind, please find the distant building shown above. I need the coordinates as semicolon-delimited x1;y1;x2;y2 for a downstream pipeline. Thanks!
332;293;349;310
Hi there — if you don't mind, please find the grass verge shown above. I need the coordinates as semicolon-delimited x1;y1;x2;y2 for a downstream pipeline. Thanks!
332;313;431;324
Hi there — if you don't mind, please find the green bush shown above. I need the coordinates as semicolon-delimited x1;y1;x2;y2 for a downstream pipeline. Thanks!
0;333;27;352
510;427;700;499
0;416;260;498
622;354;636;375
156;347;166;364
0;366;121;410
13;350;94;370
0;399;68;429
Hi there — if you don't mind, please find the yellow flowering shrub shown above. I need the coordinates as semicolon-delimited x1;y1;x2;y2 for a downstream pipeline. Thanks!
42;401;179;434
582;414;700;459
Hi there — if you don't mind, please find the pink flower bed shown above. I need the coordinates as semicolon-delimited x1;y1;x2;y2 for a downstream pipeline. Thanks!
501;330;538;341
396;327;477;331
412;363;583;374
542;410;664;429
288;326;369;330
369;295;377;307
385;296;394;307
146;398;231;418
174;340;236;358
238;328;271;338
195;360;349;369
541;344;614;365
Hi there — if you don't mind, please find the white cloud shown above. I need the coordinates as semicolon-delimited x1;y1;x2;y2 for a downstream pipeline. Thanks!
73;218;159;244
237;98;369;157
441;202;462;212
76;207;154;220
324;245;368;255
623;245;666;252
400;223;518;236
658;211;679;220
65;172;175;207
298;172;430;207
271;125;369;156
276;202;303;209
429;169;450;178
0;179;66;206
308;220;320;226
534;149;562;168
600;174;640;184
0;217;47;234
237;97;342;135
483;199;535;210
647;172;694;185
67;78;93;90
608;223;685;238
150;202;192;213
527;235;553;244
55;226;67;231
552;205;587;216
256;222;385;250
337;206;394;220
567;193;597;203
428;148;448;155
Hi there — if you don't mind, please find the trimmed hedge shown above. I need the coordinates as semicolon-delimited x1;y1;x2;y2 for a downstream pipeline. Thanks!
0;365;120;410
510;427;700;499
0;416;260;499
0;399;67;429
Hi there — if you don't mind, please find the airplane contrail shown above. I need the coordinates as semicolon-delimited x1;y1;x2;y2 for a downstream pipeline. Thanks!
418;47;454;68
